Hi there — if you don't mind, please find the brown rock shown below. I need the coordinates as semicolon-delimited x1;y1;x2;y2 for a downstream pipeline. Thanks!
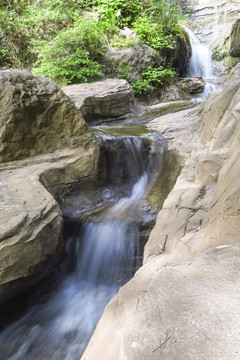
62;79;135;124
0;70;89;163
0;70;99;304
178;77;205;94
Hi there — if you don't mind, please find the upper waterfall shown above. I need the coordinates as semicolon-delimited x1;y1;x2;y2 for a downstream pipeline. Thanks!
184;26;213;78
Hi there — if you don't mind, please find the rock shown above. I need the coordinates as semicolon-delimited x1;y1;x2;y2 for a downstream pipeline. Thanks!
0;70;89;163
190;0;240;46
0;71;99;304
103;44;162;84
177;77;205;94
230;18;240;57
168;28;191;76
82;64;240;359
62;79;135;124
189;0;240;72
83;243;240;360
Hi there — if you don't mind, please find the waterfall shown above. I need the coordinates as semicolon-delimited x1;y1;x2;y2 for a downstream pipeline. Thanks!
0;131;163;360
185;26;212;78
183;25;216;98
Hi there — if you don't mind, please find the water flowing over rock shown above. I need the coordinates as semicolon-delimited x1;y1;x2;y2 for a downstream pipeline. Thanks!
230;18;240;57
0;71;99;304
82;64;240;360
189;0;240;72
62;79;135;125
185;26;212;77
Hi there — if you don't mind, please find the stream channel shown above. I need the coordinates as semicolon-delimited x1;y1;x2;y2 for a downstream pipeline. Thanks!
0;24;217;359
0;120;168;360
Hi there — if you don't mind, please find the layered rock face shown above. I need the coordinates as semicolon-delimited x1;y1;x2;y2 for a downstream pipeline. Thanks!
82;64;240;359
0;71;99;304
189;0;240;46
188;0;240;72
62;79;135;124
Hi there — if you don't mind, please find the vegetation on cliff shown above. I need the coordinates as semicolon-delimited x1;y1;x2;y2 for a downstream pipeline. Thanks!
0;0;187;91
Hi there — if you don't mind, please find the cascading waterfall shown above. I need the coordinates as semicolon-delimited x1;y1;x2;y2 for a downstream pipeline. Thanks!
185;26;212;78
0;131;162;360
183;25;216;98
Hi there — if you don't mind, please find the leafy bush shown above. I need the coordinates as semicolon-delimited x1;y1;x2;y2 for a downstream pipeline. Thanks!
132;66;175;95
33;18;107;85
133;17;176;50
96;0;143;27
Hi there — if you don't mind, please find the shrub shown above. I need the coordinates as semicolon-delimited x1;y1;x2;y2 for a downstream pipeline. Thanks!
133;17;176;51
96;0;143;27
33;18;107;85
132;66;175;95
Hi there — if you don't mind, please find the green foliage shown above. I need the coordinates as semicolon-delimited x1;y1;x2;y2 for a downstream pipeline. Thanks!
33;18;106;85
111;35;137;49
132;66;175;95
96;0;143;27
144;0;182;28
133;16;176;50
0;0;186;85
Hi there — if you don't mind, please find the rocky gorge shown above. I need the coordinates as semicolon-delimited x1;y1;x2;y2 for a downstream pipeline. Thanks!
0;9;239;360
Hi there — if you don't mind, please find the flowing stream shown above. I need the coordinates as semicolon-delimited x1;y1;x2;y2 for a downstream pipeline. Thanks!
0;129;163;360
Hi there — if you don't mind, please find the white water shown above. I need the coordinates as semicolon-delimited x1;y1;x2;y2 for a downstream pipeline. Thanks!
185;26;212;78
0;170;148;360
183;25;216;99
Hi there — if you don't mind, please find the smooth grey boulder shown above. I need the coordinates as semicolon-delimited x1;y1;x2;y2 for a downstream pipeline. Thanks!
62;79;135;124
230;18;240;57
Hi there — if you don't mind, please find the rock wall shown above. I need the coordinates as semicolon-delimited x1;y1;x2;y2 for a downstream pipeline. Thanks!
0;71;99;304
82;64;240;360
188;0;240;72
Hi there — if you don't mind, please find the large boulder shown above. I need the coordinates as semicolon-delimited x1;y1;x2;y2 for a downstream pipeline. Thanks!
230;18;240;57
82;65;240;359
62;79;135;124
0;70;89;163
0;71;99;304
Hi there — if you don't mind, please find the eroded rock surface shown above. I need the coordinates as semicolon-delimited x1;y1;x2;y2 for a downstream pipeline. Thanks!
0;70;89;163
82;64;240;359
0;71;99;304
62;79;135;124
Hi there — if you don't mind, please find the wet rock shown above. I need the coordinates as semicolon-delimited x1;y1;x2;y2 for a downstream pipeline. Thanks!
168;28;191;76
177;77;205;95
0;71;99;304
62;79;135;124
230;18;240;57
